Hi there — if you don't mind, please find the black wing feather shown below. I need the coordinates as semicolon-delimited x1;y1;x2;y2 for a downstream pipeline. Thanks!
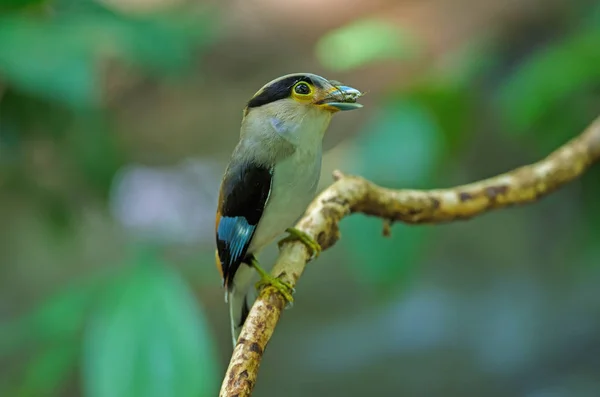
216;161;272;288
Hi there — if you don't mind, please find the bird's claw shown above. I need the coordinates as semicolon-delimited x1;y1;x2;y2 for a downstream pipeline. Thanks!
250;257;295;308
278;227;322;260
255;275;295;308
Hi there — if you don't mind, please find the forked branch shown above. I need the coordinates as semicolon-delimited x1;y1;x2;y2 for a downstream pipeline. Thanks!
220;115;600;397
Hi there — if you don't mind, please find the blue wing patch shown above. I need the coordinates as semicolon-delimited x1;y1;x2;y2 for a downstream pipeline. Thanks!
215;160;273;288
217;216;255;267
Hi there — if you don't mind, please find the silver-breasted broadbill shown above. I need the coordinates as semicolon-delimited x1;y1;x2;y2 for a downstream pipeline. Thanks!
215;73;363;346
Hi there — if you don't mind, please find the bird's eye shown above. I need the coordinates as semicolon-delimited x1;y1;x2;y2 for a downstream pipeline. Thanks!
293;82;312;96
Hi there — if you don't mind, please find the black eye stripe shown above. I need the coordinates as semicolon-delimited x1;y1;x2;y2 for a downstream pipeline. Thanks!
246;75;318;108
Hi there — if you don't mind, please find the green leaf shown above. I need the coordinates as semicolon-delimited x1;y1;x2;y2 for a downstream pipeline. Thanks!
315;17;420;71
16;344;79;397
403;81;473;155
497;27;600;137
394;37;495;154
0;277;104;357
0;7;216;107
346;99;446;188
0;0;47;12
0;276;108;397
82;257;218;397
100;11;216;75
0;16;97;106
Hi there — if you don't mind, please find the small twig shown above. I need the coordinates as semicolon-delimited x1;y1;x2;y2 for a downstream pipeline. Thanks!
219;115;600;397
382;219;392;237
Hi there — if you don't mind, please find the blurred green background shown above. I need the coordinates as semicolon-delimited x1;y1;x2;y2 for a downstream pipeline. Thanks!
1;0;599;396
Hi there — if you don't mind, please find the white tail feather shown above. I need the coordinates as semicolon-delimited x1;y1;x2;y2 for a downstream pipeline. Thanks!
228;265;255;347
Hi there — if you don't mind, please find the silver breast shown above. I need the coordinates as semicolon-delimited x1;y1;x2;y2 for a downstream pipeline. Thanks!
248;145;322;253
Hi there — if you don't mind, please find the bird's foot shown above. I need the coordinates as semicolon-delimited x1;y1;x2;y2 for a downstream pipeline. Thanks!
278;227;322;260
250;257;295;306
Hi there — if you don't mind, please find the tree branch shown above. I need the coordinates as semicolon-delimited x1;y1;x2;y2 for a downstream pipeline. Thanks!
219;115;600;397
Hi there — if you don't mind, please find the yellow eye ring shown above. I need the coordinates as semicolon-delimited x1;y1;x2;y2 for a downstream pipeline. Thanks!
292;81;313;99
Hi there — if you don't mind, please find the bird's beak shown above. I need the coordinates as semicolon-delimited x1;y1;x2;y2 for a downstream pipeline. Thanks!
317;84;364;112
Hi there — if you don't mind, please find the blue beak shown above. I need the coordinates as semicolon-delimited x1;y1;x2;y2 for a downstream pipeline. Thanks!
320;85;363;111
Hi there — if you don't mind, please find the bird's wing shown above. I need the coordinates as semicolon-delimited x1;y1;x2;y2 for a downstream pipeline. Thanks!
215;160;273;288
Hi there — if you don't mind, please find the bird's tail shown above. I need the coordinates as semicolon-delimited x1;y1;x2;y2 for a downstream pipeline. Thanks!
227;264;256;347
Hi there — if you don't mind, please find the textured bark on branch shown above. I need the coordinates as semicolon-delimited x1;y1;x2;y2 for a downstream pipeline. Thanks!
219;115;600;397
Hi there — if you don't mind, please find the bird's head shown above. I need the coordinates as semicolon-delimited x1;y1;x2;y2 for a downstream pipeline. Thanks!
240;73;363;148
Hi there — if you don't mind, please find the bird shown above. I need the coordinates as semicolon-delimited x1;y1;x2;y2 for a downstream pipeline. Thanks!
215;73;363;346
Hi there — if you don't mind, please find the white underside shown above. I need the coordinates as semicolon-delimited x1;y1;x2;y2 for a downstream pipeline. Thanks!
228;146;322;346
228;99;331;346
248;145;322;253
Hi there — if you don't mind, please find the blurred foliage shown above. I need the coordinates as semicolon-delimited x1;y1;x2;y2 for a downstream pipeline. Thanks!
315;17;420;71
341;100;445;292
0;0;217;226
0;1;219;396
1;1;600;396
325;8;599;297
0;248;219;397
497;24;600;153
338;37;496;293
0;1;214;106
82;250;218;397
494;3;600;271
0;272;107;396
